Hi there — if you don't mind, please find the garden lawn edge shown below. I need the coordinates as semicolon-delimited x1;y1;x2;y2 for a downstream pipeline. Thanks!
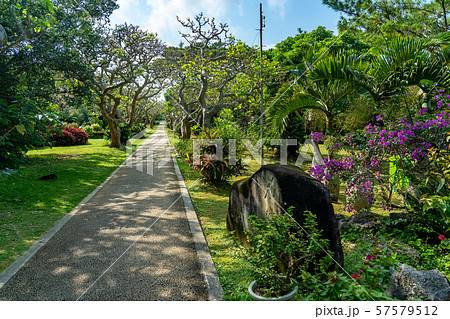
169;136;224;301
0;128;155;289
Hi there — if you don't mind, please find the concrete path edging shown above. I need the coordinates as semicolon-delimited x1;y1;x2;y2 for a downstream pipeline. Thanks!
0;128;156;289
169;136;224;301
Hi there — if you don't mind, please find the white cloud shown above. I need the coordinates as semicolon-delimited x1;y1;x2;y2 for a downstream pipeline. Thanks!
144;0;242;45
267;0;288;19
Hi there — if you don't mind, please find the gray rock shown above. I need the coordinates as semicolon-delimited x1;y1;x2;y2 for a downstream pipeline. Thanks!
335;214;347;224
226;164;344;270
335;214;352;233
389;264;450;301
346;211;378;229
389;212;413;222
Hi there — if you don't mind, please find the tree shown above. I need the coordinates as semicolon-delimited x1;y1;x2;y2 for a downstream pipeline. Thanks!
82;24;166;148
165;46;202;139
323;0;450;41
267;47;364;137
308;33;450;109
0;0;118;167
175;13;258;131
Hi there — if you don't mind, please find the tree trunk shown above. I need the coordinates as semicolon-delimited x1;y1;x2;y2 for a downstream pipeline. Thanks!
326;116;332;132
98;98;123;149
181;117;191;139
203;109;212;128
108;121;122;148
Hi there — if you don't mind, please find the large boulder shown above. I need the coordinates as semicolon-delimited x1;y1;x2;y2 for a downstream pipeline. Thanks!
226;164;344;269
389;264;450;301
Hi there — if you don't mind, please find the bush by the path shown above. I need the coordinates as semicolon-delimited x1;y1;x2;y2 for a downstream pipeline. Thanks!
49;126;88;146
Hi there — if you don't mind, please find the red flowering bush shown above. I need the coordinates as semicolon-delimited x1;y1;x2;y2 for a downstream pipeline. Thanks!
49;126;88;146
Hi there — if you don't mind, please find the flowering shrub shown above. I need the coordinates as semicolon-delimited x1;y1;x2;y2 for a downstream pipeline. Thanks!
185;110;245;184
344;175;375;212
298;248;397;300
185;128;243;184
333;95;450;213
310;132;326;143
49;126;88;146
309;157;354;187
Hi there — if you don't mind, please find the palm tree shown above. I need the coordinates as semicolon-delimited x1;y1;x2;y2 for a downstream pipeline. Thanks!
268;51;362;135
268;80;358;135
269;33;450;137
308;32;450;106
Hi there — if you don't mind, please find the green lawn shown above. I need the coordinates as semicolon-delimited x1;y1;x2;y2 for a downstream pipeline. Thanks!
0;128;155;273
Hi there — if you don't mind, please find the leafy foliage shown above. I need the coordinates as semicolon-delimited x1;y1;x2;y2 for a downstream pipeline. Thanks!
186;128;243;183
323;0;450;43
49;126;88;146
245;210;332;298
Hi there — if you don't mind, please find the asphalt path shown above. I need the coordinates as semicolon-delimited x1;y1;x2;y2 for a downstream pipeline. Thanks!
0;124;209;300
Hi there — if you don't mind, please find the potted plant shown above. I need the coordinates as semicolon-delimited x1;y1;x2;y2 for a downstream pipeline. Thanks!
245;209;327;301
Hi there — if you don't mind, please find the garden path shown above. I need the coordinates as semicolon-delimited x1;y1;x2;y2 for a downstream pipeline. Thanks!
0;124;211;300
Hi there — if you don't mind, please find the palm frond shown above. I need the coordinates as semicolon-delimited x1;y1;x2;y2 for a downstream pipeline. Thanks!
267;92;319;136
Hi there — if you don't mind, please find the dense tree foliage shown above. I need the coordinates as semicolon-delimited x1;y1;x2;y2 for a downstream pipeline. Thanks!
323;0;450;42
80;23;166;148
0;0;117;167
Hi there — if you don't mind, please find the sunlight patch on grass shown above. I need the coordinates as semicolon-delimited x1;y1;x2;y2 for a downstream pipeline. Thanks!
0;128;156;273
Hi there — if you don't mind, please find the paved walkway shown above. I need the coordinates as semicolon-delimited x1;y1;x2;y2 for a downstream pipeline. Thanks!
0;124;212;301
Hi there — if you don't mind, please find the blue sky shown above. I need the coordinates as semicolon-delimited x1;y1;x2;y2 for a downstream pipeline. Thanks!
110;0;343;48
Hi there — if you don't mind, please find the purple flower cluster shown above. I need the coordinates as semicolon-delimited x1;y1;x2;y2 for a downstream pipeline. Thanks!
336;95;450;213
309;157;354;186
346;110;450;164
310;132;326;143
432;88;450;110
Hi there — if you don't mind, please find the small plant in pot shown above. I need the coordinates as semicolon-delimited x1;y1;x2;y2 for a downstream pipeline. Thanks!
245;208;329;301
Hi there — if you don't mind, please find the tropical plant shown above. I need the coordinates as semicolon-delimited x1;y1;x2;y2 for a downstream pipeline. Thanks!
268;51;362;136
308;33;450;108
245;209;332;298
185;128;243;183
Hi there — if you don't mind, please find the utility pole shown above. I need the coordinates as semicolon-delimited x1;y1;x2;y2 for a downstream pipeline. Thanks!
259;3;265;165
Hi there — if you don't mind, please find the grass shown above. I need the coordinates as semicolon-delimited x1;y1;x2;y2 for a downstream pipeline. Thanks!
167;130;427;300
169;131;320;300
0;128;155;273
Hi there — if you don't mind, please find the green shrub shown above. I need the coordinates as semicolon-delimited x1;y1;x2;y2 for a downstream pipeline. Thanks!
82;123;102;136
82;125;94;136
130;123;146;134
185;128;243;183
299;247;397;301
119;123;132;143
0;99;56;168
105;123;132;144
419;195;450;236
174;138;193;158
245;209;331;298
185;110;247;183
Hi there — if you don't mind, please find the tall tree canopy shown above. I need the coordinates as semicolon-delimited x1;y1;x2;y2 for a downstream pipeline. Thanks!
323;0;450;41
0;0;118;167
